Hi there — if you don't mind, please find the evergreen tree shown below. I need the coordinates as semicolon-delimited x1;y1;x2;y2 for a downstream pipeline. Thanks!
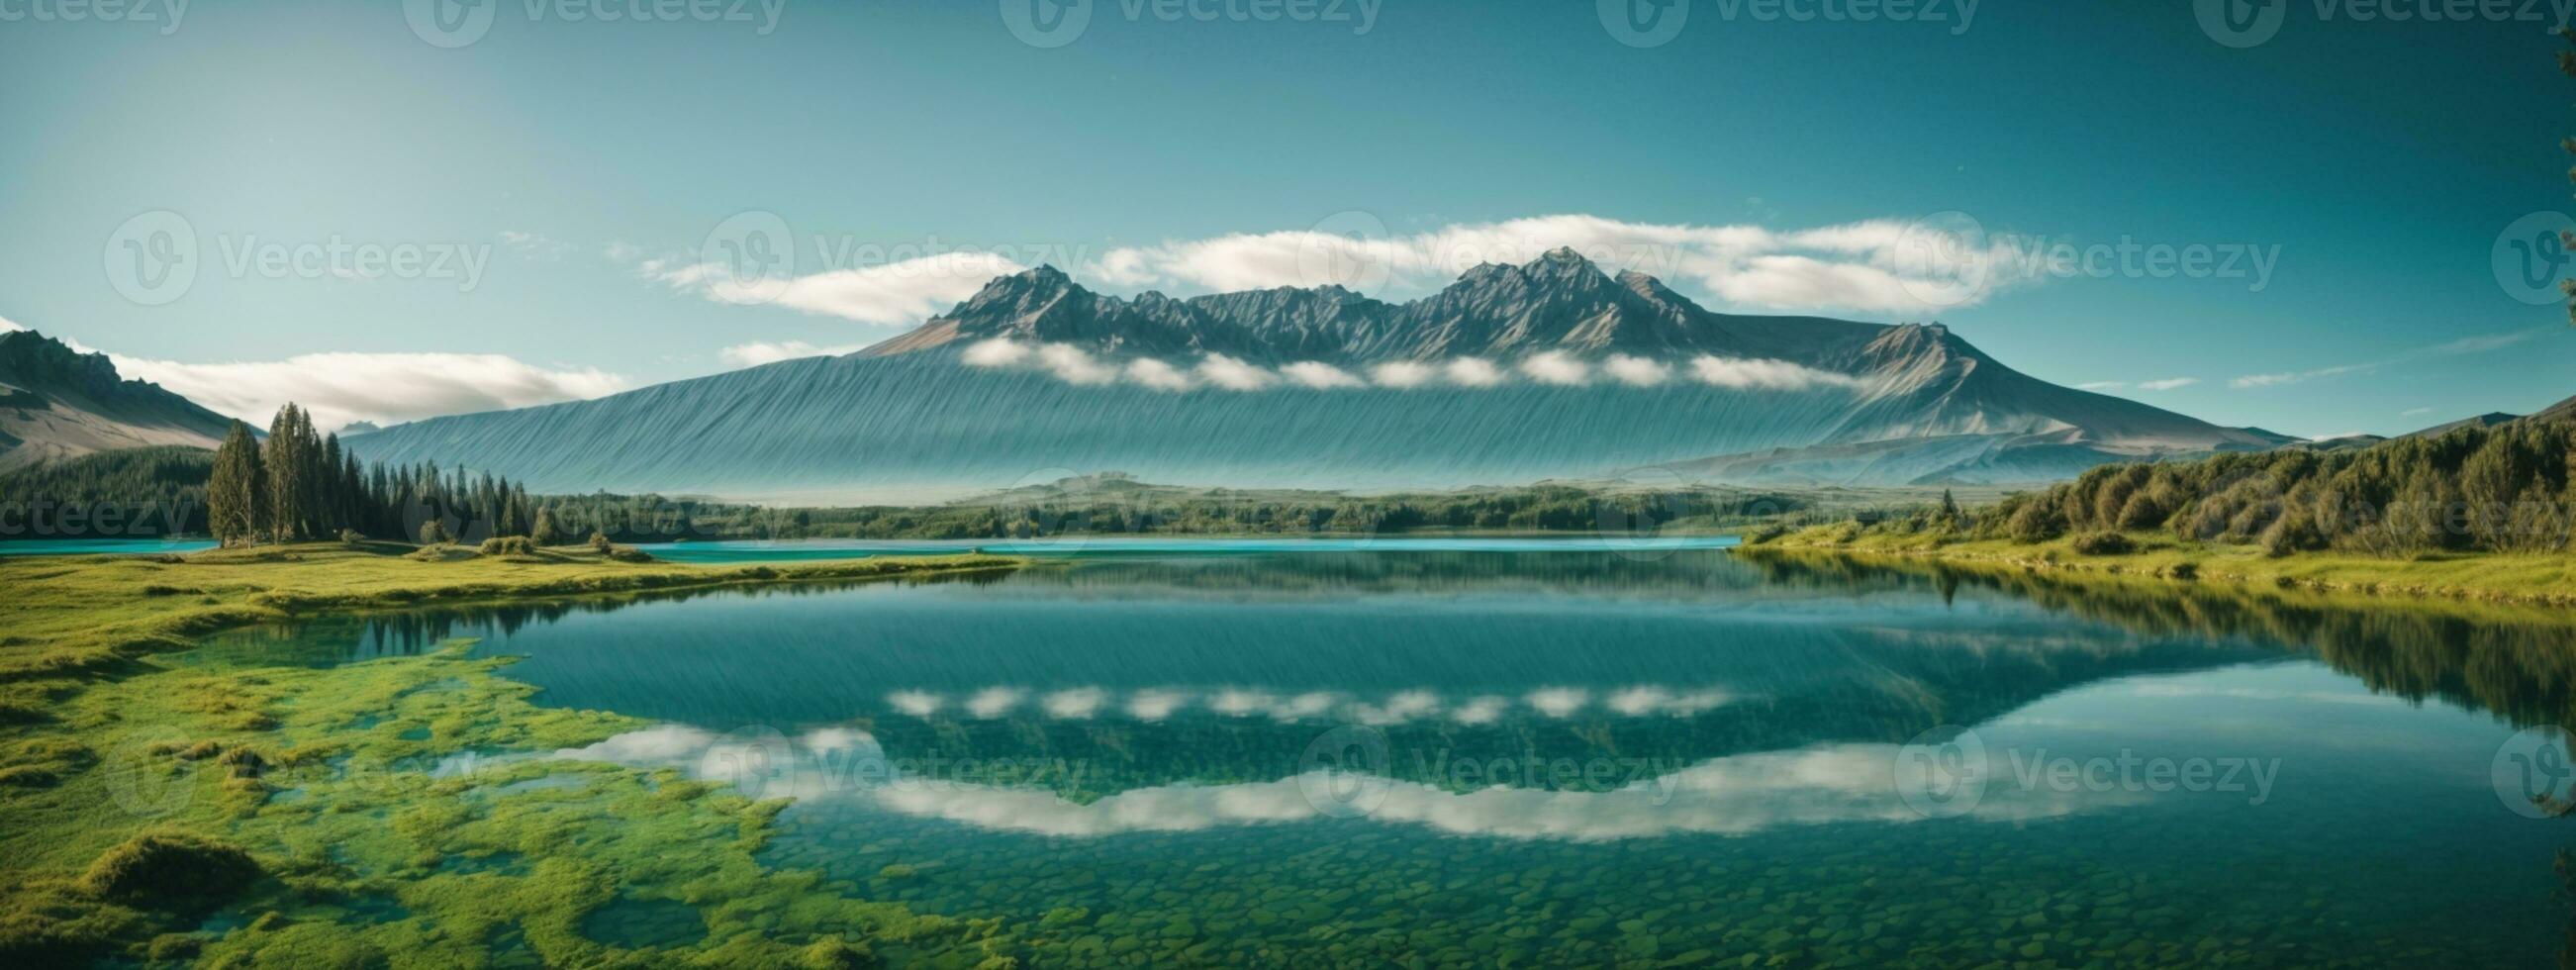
207;421;266;546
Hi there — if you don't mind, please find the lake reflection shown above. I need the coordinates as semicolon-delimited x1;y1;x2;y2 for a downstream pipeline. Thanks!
198;547;2576;966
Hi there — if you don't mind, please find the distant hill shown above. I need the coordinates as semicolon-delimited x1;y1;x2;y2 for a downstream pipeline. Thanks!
2405;411;2520;438
348;250;2292;497
0;331;232;472
2523;393;2576;426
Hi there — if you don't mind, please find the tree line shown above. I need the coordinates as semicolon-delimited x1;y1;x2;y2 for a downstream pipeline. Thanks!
1882;421;2576;556
207;404;543;547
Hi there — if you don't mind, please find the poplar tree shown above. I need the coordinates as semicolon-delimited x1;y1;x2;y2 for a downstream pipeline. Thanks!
207;421;266;545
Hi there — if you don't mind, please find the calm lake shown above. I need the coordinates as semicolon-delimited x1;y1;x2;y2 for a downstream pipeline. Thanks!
194;545;2576;966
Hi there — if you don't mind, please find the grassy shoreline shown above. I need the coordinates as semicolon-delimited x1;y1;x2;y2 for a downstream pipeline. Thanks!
1754;526;2576;606
0;542;1020;690
0;542;1032;966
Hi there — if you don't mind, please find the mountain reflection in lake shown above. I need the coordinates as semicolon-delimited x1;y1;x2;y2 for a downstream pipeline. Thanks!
196;547;2576;966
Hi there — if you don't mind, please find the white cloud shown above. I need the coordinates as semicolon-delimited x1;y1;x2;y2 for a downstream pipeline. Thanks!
2231;327;2556;390
2400;406;2433;417
1080;214;2042;314
2136;377;2198;391
1452;696;1507;726
0;316;22;333
1281;361;1367;390
1518;350;1590;386
1527;688;1587;719
1124;690;1187;722
1125;357;1195;391
1687;356;1862;392
1195;353;1277;391
1037;343;1117;385
719;340;862;367
888;691;942;718
499;231;571;260
1445;357;1506;388
965;687;1026;719
1042;688;1108;720
1369;360;1436;388
960;337;1033;368
652;251;1026;327
1602;353;1672;387
2076;381;2126;391
109;351;630;432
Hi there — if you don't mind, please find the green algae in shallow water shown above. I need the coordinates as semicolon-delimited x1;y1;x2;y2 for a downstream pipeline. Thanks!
0;641;1024;967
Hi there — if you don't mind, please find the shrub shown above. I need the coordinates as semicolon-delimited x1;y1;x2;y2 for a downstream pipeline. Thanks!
478;535;535;556
77;831;262;908
337;529;364;545
418;521;451;545
2069;532;2134;556
589;532;614;554
1740;524;1788;545
2006;499;2063;543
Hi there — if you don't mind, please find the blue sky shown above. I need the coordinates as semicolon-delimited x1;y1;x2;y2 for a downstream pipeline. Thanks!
2;0;2572;437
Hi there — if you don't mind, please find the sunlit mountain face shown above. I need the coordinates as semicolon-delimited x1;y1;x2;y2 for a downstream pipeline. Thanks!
345;251;2286;499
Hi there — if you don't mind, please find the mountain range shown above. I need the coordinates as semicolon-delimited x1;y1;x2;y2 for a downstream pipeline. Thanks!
0;331;231;472
337;249;2295;498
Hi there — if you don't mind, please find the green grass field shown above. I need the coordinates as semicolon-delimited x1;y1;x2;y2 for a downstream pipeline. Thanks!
1757;526;2576;606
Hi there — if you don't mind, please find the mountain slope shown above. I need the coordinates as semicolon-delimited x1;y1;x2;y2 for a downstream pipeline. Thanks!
349;252;2289;497
0;331;233;471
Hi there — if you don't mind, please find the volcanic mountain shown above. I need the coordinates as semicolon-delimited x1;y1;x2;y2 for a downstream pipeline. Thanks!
0;330;233;471
347;250;2291;497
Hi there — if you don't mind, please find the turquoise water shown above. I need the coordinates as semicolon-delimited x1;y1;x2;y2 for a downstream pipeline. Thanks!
0;537;217;556
204;549;2576;966
632;534;1743;563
